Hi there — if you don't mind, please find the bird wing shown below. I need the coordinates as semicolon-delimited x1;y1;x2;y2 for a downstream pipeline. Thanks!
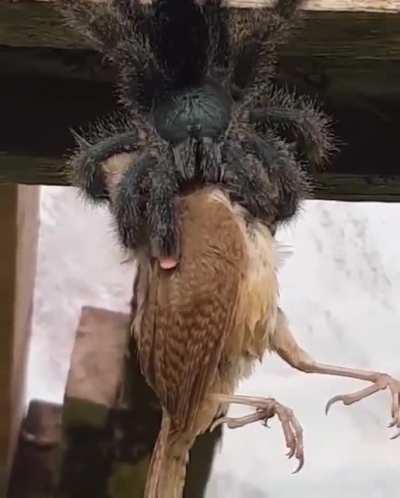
136;189;247;432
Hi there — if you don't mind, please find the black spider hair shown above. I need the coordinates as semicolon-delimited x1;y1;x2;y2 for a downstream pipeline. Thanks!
59;0;336;257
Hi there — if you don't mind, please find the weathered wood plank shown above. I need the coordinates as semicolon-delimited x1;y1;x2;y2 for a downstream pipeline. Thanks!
1;2;399;200
63;306;130;430
24;0;400;13
0;184;40;493
313;174;400;202
2;3;399;125
7;401;62;498
0;46;111;82
0;154;68;186
58;306;155;498
0;185;18;494
10;185;40;469
2;45;399;103
1;67;399;199
3;153;400;202
229;0;400;12
1;2;399;58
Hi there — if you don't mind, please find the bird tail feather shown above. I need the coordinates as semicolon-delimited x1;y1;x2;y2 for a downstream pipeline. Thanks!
144;413;194;498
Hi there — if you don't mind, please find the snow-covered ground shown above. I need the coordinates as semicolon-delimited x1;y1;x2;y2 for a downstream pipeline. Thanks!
27;186;400;498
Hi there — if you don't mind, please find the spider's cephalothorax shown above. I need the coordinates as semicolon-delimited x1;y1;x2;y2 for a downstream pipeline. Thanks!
61;0;335;260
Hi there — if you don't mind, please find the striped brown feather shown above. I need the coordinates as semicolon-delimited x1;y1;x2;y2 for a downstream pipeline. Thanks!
135;188;247;432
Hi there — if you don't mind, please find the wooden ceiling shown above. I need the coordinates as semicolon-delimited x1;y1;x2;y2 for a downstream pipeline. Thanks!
1;0;400;201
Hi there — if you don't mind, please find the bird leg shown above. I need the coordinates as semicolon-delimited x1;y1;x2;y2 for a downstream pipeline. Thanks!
209;393;304;473
272;308;400;439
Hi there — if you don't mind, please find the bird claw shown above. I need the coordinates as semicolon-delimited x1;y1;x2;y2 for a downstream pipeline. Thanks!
255;400;304;473
210;396;304;473
292;456;305;475
390;430;400;440
286;447;295;459
258;407;271;428
273;402;304;473
325;373;400;440
324;394;345;415
388;418;398;428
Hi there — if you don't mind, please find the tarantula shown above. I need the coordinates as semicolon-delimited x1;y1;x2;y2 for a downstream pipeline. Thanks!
61;0;334;264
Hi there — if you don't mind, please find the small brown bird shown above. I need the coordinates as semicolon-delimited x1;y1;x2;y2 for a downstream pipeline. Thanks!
131;187;303;498
130;186;400;498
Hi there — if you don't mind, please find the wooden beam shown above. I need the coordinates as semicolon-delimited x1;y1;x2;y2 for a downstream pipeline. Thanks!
313;174;400;202
0;184;40;493
228;0;400;12
17;0;400;13
0;154;69;186
4;48;395;104
1;1;399;58
7;401;61;498
0;186;18;494
1;2;399;200
0;46;111;83
63;307;131;431
2;153;400;202
0;68;399;200
59;307;142;498
2;3;400;108
10;185;40;474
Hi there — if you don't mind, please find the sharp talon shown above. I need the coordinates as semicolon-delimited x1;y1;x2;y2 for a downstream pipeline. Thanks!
292;458;304;474
209;396;304;474
325;395;343;415
390;431;400;440
322;373;400;445
286;449;295;459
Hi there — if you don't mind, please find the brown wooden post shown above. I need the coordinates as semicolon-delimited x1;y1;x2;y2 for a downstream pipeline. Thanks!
0;184;40;493
7;400;62;498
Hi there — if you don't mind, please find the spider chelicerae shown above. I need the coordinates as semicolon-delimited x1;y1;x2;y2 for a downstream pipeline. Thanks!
61;0;335;263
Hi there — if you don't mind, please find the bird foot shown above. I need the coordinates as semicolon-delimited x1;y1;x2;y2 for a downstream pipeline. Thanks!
325;373;400;439
210;395;304;473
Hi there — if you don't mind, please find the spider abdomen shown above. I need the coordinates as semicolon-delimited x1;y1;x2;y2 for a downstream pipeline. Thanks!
153;81;231;144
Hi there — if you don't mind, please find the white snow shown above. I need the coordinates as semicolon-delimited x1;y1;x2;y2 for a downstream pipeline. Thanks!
27;187;400;497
